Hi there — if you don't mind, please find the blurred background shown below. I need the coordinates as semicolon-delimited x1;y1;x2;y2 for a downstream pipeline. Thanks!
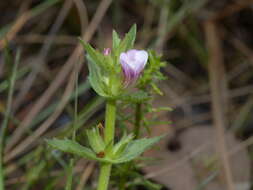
0;0;253;189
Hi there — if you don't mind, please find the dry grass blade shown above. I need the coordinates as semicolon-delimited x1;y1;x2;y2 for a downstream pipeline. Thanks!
204;20;235;190
15;34;77;45
4;60;81;162
211;0;253;21
5;0;74;151
0;0;60;50
4;0;113;162
0;49;20;189
230;36;253;67
76;162;95;190
0;13;31;50
156;5;169;52
73;0;89;34
12;0;74;112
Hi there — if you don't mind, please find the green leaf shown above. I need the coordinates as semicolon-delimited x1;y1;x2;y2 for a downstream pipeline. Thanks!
26;161;46;181
47;138;98;161
137;50;167;90
47;135;164;164
65;159;74;190
79;38;104;67
118;91;150;103
112;133;134;157
47;138;116;163
151;106;173;112
112;30;121;51
87;56;108;97
151;83;163;96
86;127;105;153
115;135;164;163
116;24;137;54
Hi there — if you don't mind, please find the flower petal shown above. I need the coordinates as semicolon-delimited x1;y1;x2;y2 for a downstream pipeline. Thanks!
120;49;148;87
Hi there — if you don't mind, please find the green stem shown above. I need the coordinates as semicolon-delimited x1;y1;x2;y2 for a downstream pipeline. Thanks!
133;103;142;139
97;99;116;190
118;103;143;190
0;49;20;190
104;99;116;144
97;163;112;190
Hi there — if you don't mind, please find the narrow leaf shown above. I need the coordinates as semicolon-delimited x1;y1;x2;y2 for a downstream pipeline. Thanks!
47;138;98;161
47;138;115;163
112;30;121;51
117;24;137;54
115;135;164;163
119;91;150;103
79;38;104;67
87;56;107;97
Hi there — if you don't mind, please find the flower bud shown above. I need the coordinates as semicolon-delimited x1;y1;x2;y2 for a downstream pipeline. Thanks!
120;49;148;86
103;48;111;56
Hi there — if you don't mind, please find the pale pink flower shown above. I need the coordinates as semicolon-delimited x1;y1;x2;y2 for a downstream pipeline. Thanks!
120;49;148;86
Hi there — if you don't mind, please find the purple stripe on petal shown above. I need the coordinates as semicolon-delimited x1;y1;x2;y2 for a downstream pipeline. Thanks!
120;49;148;87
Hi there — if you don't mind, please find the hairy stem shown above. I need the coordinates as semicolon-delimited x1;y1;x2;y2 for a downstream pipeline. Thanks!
134;103;142;139
97;99;116;190
97;163;112;190
119;103;143;190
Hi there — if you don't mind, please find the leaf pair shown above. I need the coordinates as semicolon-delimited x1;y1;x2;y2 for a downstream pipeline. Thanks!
46;135;163;164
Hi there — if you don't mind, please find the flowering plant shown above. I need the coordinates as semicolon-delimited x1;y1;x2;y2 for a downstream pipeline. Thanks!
47;25;166;190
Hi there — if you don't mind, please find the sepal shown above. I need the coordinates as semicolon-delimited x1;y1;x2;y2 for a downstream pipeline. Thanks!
86;126;105;153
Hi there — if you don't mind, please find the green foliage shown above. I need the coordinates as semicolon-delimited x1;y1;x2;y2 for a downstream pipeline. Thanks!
114;24;136;56
138;50;167;93
86;126;106;153
0;49;20;190
47;134;163;164
65;159;74;190
86;55;108;97
115;135;163;163
112;133;134;158
26;161;46;181
80;25;137;99
118;90;150;103
47;24;168;190
79;41;105;68
112;30;121;50
46;138;103;162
